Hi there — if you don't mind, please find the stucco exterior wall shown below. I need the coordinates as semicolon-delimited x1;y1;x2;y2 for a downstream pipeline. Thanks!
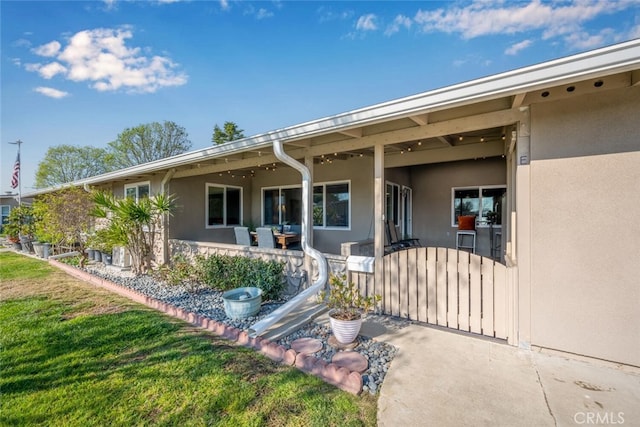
167;156;376;255
168;174;252;244
529;85;640;366
410;158;506;257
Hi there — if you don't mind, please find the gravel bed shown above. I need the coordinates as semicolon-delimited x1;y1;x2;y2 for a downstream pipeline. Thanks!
83;263;407;395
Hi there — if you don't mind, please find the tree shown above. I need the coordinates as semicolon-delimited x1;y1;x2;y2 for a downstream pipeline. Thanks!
212;121;245;145
35;145;115;188
32;186;95;266
109;121;191;168
91;191;175;275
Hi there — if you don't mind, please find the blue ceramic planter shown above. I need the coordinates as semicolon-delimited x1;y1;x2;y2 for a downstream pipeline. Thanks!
222;287;263;319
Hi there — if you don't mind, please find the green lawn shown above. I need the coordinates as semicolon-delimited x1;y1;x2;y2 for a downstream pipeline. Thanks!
0;252;376;426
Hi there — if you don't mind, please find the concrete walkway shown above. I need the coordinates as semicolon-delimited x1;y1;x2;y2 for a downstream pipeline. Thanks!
364;321;640;427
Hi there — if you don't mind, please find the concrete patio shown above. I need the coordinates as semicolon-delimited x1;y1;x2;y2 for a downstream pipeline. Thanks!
369;321;640;426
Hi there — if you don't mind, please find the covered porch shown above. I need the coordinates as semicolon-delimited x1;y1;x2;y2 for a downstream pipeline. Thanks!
166;96;526;343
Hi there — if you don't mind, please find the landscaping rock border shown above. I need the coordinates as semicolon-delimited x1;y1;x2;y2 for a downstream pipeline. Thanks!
49;259;395;395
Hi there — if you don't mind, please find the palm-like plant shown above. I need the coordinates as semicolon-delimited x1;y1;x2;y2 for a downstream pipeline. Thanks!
91;191;175;275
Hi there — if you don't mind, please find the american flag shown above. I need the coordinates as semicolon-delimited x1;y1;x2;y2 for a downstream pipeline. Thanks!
10;152;20;189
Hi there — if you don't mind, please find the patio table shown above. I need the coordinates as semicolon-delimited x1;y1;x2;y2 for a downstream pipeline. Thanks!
251;231;300;249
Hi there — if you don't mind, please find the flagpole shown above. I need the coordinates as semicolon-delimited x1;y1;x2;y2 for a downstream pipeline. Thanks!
9;140;22;205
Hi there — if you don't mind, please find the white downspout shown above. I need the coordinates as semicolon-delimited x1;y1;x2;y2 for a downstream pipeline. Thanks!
248;140;328;337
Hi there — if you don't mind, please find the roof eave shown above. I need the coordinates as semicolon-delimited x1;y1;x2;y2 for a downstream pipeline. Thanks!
25;39;640;197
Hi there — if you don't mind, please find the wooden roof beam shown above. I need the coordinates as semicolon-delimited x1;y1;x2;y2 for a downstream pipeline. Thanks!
338;128;363;138
409;113;429;126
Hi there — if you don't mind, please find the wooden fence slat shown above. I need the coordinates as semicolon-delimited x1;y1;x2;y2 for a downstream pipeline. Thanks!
493;263;507;339
390;252;400;317
398;250;408;318
458;251;470;332
436;247;448;326
384;255;392;314
407;249;418;320
469;254;482;334
481;259;495;336
417;247;428;322
427;247;437;323
447;248;459;329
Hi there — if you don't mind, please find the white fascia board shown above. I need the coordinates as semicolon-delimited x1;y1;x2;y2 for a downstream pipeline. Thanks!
26;40;640;198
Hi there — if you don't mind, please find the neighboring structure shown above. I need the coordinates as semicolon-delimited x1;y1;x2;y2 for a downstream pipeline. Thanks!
0;193;29;234
27;40;640;367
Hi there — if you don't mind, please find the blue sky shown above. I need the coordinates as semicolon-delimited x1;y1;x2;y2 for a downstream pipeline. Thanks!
2;0;639;193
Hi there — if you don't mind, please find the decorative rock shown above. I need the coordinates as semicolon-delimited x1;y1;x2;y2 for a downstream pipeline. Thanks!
291;337;323;354
283;349;297;365
345;371;364;395
332;351;369;373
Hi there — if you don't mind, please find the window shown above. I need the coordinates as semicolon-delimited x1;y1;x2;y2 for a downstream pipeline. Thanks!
1;205;10;232
124;182;150;201
206;184;242;227
263;186;302;226
263;181;350;229
386;182;400;225
314;182;350;228
452;185;506;226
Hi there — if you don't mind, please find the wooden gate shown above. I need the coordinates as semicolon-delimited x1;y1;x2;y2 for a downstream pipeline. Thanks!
353;247;509;340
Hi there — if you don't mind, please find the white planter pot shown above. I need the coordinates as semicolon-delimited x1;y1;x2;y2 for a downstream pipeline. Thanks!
329;310;363;344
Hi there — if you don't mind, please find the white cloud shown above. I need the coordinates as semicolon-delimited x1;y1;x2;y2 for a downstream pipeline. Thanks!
34;87;70;98
356;14;378;31
38;62;68;79
413;0;630;40
563;28;616;50
220;0;230;10
256;8;274;20
505;39;533;55
12;38;32;48
26;27;187;94
317;6;352;23
33;40;62;57
385;14;412;36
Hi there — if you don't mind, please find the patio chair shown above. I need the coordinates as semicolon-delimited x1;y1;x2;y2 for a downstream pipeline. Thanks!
234;226;252;246
256;227;276;249
385;220;421;253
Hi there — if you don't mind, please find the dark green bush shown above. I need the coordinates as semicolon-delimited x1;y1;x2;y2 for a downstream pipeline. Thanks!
195;254;285;301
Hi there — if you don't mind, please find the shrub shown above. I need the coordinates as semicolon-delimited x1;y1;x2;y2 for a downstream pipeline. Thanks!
195;254;285;301
153;254;201;293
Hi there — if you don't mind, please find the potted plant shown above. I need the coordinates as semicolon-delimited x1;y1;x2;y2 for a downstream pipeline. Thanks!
5;206;35;253
320;274;381;344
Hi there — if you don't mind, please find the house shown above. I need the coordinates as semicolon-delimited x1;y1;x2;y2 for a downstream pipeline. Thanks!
27;39;640;367
0;193;31;234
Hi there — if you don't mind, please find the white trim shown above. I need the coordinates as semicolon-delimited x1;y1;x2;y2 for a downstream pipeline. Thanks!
124;181;150;202
205;183;243;229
